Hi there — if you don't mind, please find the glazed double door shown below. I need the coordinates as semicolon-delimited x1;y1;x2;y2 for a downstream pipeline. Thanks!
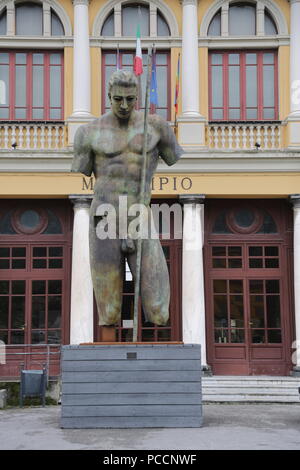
207;243;292;375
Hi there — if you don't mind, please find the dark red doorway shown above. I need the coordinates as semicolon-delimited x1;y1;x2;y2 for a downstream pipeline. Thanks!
0;200;72;378
205;199;294;375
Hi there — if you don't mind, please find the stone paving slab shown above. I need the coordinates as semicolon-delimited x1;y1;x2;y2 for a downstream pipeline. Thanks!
0;404;300;450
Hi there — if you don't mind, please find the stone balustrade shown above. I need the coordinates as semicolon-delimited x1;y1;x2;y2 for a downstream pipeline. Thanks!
208;123;282;151
0;123;67;150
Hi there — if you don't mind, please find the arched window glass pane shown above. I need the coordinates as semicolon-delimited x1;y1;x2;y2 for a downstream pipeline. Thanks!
42;210;62;234
257;212;278;234
208;10;221;36
101;11;114;36
122;5;149;36
0;9;7;35
51;9;64;36
0;211;16;234
212;211;232;234
157;11;170;36
265;10;277;35
229;4;256;36
16;2;43;36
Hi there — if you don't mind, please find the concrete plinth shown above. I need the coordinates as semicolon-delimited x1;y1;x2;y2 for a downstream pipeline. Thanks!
61;343;202;428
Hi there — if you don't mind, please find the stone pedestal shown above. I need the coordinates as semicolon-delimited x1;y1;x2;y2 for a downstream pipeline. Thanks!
61;344;202;428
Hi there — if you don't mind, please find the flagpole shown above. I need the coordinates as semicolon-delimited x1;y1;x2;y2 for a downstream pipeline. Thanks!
132;47;152;343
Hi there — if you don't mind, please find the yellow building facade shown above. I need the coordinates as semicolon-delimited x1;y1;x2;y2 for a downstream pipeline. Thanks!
0;0;300;378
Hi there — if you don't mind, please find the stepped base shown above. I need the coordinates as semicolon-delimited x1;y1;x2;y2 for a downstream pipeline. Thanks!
202;376;300;403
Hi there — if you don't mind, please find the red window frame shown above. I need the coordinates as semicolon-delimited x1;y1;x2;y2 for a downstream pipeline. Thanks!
102;50;171;121
209;50;278;121
0;50;64;121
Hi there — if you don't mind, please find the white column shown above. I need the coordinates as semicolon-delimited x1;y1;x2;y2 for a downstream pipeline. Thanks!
180;195;207;368
72;0;91;117
181;0;200;117
290;195;300;374
178;0;206;147
69;196;94;344
290;0;300;116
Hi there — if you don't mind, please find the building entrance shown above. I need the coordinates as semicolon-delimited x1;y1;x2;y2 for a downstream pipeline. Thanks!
0;200;72;378
205;199;294;375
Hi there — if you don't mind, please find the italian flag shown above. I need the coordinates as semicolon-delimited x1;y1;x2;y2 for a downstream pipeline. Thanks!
134;24;143;76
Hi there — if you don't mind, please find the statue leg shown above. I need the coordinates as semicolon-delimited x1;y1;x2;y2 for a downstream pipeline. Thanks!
127;238;170;325
89;218;124;326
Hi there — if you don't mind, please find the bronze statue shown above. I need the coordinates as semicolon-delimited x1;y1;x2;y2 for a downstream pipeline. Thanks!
71;70;183;329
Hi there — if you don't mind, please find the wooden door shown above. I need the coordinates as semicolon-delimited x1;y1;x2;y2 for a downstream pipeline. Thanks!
205;200;293;375
0;200;72;378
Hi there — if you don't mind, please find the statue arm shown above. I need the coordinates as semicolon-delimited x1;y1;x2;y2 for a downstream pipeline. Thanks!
71;124;94;177
157;118;184;166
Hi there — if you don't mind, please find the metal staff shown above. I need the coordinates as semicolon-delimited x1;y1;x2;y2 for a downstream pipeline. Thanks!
132;47;152;343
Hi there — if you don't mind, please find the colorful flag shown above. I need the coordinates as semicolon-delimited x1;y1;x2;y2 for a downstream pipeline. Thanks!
150;50;158;109
134;23;143;76
174;53;180;115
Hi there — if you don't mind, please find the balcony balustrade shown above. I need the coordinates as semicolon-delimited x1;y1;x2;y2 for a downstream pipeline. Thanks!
208;123;282;151
0;123;67;150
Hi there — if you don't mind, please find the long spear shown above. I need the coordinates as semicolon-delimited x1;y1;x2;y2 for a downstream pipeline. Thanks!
132;47;152;343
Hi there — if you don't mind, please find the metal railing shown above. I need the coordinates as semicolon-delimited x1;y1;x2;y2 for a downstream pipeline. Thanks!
0;344;61;380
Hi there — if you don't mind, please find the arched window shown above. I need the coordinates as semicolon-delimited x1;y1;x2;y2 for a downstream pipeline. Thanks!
0;2;66;122
101;11;114;36
229;3;256;36
0;1;68;37
157;11;170;36
265;9;277;35
100;2;171;37
51;9;64;36
122;4;149;36
100;2;172;120
207;2;280;121
208;9;221;36
207;2;279;37
0;8;6;35
16;2;43;36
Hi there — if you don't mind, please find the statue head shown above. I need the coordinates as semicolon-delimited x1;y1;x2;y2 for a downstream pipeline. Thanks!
108;70;138;120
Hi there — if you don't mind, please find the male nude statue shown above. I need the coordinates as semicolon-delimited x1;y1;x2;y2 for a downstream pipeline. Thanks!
71;70;183;328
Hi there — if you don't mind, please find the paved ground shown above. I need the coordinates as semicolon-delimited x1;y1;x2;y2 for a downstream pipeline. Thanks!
0;403;300;450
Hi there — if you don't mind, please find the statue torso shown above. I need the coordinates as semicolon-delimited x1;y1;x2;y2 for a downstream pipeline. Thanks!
87;111;161;208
